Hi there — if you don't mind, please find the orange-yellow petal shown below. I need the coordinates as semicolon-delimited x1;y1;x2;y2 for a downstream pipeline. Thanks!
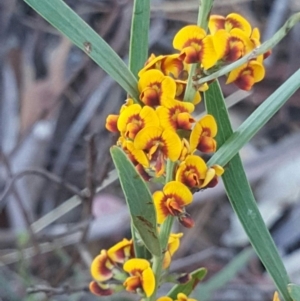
123;258;155;297
226;60;265;90
157;297;173;301
190;115;218;153
89;281;114;296
177;292;198;301
107;238;133;263
176;155;208;188
161;129;183;161
106;114;119;132
142;266;155;297
153;181;193;224
138;69;176;106
225;13;252;36
273;292;280;301
90;250;115;282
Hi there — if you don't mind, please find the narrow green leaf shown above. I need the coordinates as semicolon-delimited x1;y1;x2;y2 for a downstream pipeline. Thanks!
288;284;300;301
195;248;253;301
168;268;207;299
209;68;300;167
129;0;150;77
110;146;161;256
24;0;139;100
204;81;292;301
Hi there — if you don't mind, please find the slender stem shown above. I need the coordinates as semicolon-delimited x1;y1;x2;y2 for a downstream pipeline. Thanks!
149;160;176;301
183;0;214;103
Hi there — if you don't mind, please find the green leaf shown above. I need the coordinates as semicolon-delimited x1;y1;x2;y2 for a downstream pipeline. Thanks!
129;0;150;77
195;248;253;301
110;146;161;256
209;68;300;167
288;284;300;301
24;0;139;100
204;81;292;301
168;268;207;299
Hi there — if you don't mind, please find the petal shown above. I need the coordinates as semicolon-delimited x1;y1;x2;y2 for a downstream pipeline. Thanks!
123;258;150;273
89;281;114;296
168;233;183;256
126;141;149;167
161;129;182;161
107;238;132;263
134;126;163;150
213;29;230;60
138;69;165;92
153;190;169;224
162;54;185;78
173;25;206;50
201;35;218;69
142;267;155;297
90;250;114;282
176;155;207;188
163;181;193;206
140;105;160;127
273;292;280;301
117;104;142;132
157;297;173;301
225;13;252;36
124;275;141;292
161;76;177;99
209;15;226;34
106;114;119;132
138;54;164;77
199;115;218;137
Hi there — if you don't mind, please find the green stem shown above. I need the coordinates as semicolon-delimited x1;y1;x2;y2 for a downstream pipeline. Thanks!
149;160;176;301
183;0;214;103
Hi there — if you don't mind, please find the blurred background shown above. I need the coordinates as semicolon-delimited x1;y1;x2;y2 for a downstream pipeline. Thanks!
0;0;300;300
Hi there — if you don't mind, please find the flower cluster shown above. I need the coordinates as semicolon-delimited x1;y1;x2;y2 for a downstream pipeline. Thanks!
90;234;183;297
92;12;269;301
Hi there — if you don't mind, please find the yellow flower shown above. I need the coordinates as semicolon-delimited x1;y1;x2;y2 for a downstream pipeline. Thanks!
134;126;182;176
138;69;177;106
117;104;159;139
226;60;265;91
153;181;193;224
173;25;218;70
201;164;224;188
190;115;218;153
90;250;115;282
176;155;208;189
89;281;114;296
209;13;252;37
273;292;280;301
139;53;187;80
107;238;133;264
156;98;195;131
123;258;155;297
163;233;183;269
157;297;173;301
213;28;253;62
176;292;198;301
105;114;119;133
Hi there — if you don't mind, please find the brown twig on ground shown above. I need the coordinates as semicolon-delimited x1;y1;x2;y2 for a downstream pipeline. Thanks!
27;284;89;296
0;167;85;206
0;152;41;254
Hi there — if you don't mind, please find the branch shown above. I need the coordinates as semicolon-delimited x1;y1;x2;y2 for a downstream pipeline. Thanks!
27;284;89;296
